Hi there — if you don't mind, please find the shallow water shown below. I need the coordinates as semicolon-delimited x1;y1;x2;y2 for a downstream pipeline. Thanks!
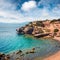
0;23;60;54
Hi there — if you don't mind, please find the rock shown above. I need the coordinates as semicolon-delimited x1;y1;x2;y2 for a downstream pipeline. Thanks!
16;28;24;34
16;58;20;60
26;48;35;54
0;53;10;60
6;55;10;59
34;33;50;38
16;50;22;54
20;54;24;56
32;48;35;50
26;52;29;54
29;50;35;53
26;27;34;34
4;56;9;60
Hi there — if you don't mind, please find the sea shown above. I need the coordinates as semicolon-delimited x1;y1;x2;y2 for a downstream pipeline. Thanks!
0;22;60;55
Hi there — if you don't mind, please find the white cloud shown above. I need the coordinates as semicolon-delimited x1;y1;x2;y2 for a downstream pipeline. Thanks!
21;1;37;11
0;10;34;23
0;0;16;11
0;0;37;23
0;0;60;23
52;4;60;14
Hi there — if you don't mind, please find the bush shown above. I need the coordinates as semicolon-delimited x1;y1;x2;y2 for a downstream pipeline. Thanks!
36;21;45;27
50;19;60;23
50;19;57;23
54;29;59;32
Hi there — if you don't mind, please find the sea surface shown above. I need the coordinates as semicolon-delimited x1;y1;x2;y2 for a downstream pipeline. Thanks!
0;22;60;55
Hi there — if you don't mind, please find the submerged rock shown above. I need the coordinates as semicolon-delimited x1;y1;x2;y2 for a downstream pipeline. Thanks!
16;50;22;54
0;53;10;60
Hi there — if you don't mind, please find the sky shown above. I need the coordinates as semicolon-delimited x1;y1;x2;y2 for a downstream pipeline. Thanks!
0;0;60;23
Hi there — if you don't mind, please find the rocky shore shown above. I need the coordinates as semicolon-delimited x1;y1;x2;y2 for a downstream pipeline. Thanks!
16;19;60;39
0;44;60;60
0;48;36;60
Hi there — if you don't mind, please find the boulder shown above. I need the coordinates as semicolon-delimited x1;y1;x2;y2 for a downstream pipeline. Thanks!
16;28;24;34
26;27;34;34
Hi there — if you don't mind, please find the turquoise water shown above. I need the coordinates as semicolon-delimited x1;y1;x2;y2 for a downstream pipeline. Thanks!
0;23;60;54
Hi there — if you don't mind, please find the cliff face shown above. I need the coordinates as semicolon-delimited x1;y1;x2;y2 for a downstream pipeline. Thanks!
16;19;60;38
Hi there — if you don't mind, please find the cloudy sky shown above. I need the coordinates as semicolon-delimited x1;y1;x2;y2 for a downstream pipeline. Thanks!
0;0;60;23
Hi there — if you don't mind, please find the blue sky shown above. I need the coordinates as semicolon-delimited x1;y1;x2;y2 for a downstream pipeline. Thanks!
0;0;60;23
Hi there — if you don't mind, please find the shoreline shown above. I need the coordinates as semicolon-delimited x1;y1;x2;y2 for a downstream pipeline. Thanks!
34;37;60;60
44;51;60;60
53;36;60;41
0;38;60;60
34;51;60;60
0;19;60;60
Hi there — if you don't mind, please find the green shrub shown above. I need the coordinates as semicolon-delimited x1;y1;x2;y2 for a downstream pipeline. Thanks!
36;21;45;27
54;29;59;32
